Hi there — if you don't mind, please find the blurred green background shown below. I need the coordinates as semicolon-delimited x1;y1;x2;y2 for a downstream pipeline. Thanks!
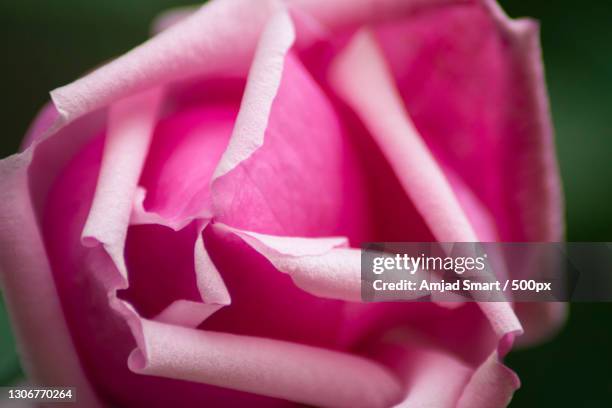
0;0;610;406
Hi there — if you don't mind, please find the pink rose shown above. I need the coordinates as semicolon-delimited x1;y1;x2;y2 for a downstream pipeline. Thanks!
0;0;565;406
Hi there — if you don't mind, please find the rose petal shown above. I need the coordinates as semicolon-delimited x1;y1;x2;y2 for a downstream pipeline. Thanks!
81;87;163;278
0;151;102;407
128;319;402;408
356;308;518;407
40;114;279;408
211;225;472;306
217;223;348;256
75;87;229;327
212;9;294;180
201;224;348;347
328;23;522;347
138;105;237;225
212;14;369;241
330;29;478;243
375;341;520;408
193;229;231;306
29;7;373;406
457;352;520;408
214;223;362;301
295;0;563;241
373;0;563;242
370;0;566;346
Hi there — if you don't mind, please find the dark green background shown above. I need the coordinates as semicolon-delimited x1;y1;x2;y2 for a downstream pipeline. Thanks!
0;1;610;406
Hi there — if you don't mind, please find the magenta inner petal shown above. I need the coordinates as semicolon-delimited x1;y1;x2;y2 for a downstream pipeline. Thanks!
119;222;202;319
335;103;436;243
292;40;437;243
140;104;238;222
39;120;288;408
374;3;525;240
212;54;371;243
200;225;346;349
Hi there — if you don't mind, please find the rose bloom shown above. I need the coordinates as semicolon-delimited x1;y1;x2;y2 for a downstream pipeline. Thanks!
0;0;565;407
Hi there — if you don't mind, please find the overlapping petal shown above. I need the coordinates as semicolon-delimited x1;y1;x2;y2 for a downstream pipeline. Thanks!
211;14;370;241
0;151;101;407
0;0;292;404
0;1;565;407
326;23;522;404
